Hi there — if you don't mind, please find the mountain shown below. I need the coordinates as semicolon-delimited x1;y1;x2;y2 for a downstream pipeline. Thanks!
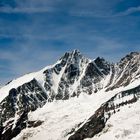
0;50;140;140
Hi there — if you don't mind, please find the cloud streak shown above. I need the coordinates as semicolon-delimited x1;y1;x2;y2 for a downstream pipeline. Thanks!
0;0;140;84
70;6;140;18
0;6;55;14
115;6;140;17
0;0;140;18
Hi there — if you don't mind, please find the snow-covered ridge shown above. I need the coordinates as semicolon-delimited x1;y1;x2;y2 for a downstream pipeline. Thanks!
0;50;90;102
0;61;56;102
1;50;139;102
0;51;76;102
0;72;38;102
0;50;140;140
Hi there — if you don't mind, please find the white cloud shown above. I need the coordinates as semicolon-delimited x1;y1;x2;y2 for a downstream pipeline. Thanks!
115;6;140;17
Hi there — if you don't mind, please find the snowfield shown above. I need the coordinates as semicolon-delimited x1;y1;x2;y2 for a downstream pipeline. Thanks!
12;90;116;140
12;80;140;140
86;100;140;140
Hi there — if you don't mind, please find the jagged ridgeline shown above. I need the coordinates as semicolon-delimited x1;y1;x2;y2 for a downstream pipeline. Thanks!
0;50;140;140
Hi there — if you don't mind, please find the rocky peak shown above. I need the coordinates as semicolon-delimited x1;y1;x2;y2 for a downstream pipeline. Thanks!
106;51;140;91
119;52;140;65
59;50;82;61
94;57;111;75
117;51;140;73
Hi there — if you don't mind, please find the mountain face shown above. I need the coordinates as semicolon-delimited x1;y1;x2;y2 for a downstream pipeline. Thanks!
0;50;140;140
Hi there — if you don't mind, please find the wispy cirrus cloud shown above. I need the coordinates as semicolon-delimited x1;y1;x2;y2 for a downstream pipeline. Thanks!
0;0;59;14
0;0;140;18
0;0;123;17
70;6;140;18
115;6;140;17
0;5;57;14
0;0;140;85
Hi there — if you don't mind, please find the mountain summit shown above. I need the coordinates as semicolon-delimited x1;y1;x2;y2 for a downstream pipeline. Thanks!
0;50;140;140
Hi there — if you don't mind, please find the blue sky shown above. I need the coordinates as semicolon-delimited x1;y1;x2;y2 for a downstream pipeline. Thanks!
0;0;140;84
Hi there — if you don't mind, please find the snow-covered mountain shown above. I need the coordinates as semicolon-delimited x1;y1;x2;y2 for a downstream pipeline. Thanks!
0;50;140;140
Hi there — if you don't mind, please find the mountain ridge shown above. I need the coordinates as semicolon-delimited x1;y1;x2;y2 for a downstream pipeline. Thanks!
0;50;140;140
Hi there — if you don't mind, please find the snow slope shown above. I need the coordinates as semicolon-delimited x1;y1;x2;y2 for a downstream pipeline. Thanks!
0;59;65;103
0;72;37;102
86;100;140;140
12;90;115;140
12;79;140;140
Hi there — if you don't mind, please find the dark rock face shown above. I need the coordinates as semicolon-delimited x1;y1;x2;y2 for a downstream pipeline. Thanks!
68;106;106;140
1;110;43;140
1;111;28;140
107;52;140;91
0;79;47;124
94;57;111;75
0;79;47;140
28;120;43;128
80;59;111;93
